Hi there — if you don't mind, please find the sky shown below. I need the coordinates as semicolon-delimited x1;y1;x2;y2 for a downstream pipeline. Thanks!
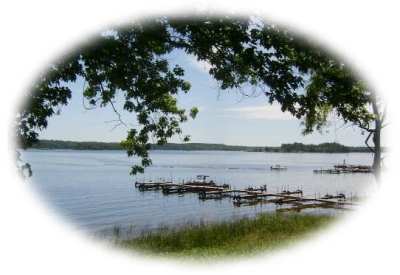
38;50;366;147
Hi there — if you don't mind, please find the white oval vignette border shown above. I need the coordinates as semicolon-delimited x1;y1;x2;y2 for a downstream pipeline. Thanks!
1;1;399;275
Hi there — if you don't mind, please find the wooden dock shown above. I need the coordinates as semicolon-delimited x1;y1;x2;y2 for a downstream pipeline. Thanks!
133;178;356;212
314;163;373;174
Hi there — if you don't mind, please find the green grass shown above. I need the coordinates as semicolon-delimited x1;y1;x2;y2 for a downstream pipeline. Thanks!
116;213;335;259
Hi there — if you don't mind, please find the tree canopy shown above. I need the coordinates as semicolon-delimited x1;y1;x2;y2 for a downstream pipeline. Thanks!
16;15;381;175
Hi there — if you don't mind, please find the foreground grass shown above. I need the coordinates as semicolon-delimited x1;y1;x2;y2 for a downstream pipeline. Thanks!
117;213;335;259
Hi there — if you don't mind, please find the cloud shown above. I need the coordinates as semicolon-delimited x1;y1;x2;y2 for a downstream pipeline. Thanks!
222;103;297;121
187;54;213;73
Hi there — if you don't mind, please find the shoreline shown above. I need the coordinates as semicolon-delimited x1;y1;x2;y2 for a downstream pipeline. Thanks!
24;148;373;154
22;139;374;153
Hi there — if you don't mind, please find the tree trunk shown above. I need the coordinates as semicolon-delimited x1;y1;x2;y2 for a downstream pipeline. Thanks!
372;121;381;172
371;96;382;179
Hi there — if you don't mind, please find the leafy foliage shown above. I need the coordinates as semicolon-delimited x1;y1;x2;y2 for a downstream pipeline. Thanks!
17;58;81;149
16;16;374;175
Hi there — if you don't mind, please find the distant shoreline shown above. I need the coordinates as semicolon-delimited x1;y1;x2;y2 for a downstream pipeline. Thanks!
27;139;374;153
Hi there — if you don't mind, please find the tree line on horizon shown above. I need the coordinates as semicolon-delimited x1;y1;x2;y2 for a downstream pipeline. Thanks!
30;139;373;153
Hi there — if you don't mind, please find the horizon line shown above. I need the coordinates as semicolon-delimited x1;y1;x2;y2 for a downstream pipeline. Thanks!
36;138;369;148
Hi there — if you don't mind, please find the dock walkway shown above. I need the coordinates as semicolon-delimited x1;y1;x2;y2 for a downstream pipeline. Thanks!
134;179;356;212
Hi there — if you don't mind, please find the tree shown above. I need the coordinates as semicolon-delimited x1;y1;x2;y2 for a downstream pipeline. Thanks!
171;19;383;174
259;31;384;173
15;16;383;176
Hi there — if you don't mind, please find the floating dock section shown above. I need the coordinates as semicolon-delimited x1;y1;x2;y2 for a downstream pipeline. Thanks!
314;164;372;174
134;178;356;212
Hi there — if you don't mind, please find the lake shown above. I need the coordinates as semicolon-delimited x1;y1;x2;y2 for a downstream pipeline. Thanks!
23;149;376;238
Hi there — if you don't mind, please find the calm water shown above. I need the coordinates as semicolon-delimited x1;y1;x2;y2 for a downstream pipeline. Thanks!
23;149;376;237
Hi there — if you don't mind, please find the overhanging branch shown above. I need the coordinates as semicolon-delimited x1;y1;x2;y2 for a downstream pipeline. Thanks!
364;131;375;153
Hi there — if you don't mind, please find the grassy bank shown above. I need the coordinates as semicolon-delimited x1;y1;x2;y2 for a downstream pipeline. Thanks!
117;213;335;258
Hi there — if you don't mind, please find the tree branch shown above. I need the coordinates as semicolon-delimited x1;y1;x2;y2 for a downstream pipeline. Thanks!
109;100;128;128
97;82;128;130
364;131;375;153
357;119;374;133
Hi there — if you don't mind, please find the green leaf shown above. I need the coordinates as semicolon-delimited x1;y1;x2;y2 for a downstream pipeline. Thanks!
189;107;199;119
